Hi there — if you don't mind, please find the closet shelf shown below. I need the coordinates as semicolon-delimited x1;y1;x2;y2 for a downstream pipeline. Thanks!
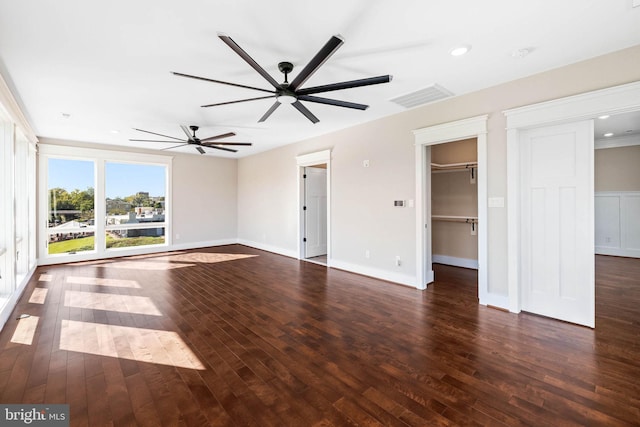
431;161;477;171
432;215;478;224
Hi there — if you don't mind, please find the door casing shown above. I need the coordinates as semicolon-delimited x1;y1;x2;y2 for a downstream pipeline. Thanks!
505;80;640;318
296;150;331;264
413;115;490;306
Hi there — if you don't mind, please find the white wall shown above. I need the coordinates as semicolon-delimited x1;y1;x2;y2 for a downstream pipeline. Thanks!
595;192;640;258
237;44;640;293
172;153;237;247
595;144;640;191
238;120;417;283
594;143;640;258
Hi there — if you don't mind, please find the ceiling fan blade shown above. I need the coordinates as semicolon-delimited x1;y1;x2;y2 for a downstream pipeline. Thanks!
296;75;393;95
258;101;281;122
172;72;275;94
297;95;368;110
292;101;319;124
129;139;187;143
132;128;184;141
160;143;189;150
180;125;195;142
196;146;206;155
199;132;236;142
201;95;275;108
202;142;252;146
218;33;281;89
289;35;344;91
204;144;238;153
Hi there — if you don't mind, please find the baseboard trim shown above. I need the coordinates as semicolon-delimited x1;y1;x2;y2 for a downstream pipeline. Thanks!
330;259;416;288
479;293;510;311
236;240;298;260
433;255;479;270
170;239;238;252
595;247;640;259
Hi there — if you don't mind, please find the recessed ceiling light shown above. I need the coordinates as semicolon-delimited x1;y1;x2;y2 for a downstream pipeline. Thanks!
510;48;533;58
110;130;120;134
598;115;610;120
604;132;614;137
61;113;71;119
450;45;471;57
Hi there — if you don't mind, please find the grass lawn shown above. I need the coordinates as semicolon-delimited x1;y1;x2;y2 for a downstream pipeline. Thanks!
49;235;165;254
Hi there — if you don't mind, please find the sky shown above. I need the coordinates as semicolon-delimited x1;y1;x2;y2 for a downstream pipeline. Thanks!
48;159;166;198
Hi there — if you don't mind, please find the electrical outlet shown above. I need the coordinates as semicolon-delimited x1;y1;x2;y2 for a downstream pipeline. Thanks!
395;256;401;266
365;249;370;259
175;233;180;240
363;159;370;168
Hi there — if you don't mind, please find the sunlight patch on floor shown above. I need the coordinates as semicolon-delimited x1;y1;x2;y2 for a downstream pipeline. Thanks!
64;290;162;316
28;288;48;304
99;260;194;270
11;315;39;345
67;276;141;288
60;319;205;370
154;252;258;264
39;274;52;282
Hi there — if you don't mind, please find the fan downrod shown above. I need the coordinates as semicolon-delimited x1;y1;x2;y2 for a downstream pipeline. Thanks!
278;61;294;83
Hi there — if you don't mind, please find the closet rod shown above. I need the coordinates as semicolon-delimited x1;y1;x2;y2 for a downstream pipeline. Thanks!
431;161;477;171
432;215;478;223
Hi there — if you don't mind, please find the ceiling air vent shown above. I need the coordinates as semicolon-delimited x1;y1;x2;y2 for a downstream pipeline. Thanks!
390;84;454;109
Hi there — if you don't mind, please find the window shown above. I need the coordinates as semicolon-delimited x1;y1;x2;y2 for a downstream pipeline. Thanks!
47;158;96;255
39;145;171;264
105;162;166;250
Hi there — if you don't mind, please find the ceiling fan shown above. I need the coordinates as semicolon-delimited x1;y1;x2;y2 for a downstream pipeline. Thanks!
130;125;251;154
172;33;392;123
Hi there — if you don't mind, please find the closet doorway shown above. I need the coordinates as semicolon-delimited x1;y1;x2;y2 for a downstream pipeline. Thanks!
431;139;479;274
413;115;489;305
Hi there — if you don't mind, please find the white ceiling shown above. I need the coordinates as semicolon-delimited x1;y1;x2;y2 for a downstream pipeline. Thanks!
1;0;639;157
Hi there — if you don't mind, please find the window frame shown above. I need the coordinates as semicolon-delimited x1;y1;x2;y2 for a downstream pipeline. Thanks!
38;144;172;265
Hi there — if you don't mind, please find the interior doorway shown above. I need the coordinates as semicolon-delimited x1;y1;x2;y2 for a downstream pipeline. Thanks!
296;149;331;266
594;110;640;259
504;80;640;327
413;115;490;306
430;138;479;273
303;165;328;264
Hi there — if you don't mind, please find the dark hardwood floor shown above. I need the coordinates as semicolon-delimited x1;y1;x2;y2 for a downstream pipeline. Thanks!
0;246;639;426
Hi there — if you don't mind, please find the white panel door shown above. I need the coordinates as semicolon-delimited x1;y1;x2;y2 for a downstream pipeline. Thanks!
519;120;594;327
304;167;327;258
